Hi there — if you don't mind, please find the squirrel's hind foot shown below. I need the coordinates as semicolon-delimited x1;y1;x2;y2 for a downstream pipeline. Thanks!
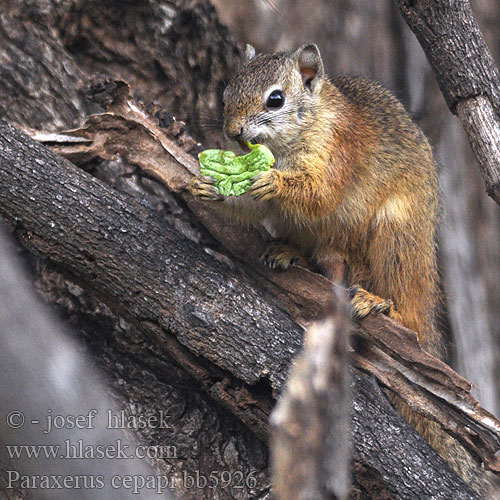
348;285;401;322
261;242;307;270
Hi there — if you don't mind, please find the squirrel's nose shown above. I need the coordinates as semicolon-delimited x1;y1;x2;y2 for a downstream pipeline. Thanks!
224;123;244;140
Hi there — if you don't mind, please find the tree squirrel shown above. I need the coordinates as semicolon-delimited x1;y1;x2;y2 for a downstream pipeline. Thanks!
189;44;484;491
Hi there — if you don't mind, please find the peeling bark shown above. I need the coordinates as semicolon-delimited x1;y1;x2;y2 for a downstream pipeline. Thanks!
0;120;489;499
1;0;499;498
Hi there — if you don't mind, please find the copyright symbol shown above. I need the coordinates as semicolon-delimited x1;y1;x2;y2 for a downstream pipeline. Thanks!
6;410;25;429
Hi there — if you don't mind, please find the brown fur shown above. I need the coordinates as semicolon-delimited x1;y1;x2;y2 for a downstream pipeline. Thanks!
195;47;440;355
189;45;486;493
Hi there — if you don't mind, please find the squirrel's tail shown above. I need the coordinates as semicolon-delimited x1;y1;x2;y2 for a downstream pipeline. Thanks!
389;393;491;497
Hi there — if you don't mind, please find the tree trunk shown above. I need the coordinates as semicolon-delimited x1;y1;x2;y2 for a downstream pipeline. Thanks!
0;0;498;499
0;226;175;500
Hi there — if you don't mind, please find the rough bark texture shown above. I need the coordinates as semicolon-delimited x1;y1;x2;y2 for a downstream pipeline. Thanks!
0;228;174;500
56;0;239;145
0;2;273;499
0;12;89;130
397;0;500;206
456;96;500;204
0;119;301;414
354;316;500;475
350;374;481;500
395;0;500;112
1;0;239;144
0;120;486;500
1;0;499;498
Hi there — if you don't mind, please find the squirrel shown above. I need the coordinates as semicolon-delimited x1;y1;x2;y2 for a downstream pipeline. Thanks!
189;44;486;493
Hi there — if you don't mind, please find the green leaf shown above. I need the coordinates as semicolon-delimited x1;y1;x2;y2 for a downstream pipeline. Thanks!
198;142;274;196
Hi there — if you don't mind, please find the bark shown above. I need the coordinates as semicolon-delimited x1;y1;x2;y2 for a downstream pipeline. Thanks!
54;0;240;145
0;11;88;130
0;228;174;500
0;119;274;500
0;119;302;410
0;120;490;499
271;300;352;500
397;0;500;206
0;2;271;499
349;373;479;500
354;316;500;474
1;0;499;498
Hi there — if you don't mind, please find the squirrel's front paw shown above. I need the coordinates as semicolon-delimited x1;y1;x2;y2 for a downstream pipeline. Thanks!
348;285;400;321
188;175;225;202
247;170;280;201
261;242;307;270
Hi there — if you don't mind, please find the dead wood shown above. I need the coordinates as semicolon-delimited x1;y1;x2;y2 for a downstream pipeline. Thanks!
0;109;491;498
397;0;500;206
271;298;352;500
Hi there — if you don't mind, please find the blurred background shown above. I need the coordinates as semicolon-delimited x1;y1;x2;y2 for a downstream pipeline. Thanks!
210;0;500;415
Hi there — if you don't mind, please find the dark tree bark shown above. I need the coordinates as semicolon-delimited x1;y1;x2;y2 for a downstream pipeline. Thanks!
0;120;304;399
0;2;272;499
55;0;240;145
0;0;499;499
397;0;500;206
0;120;486;500
0;118;274;499
0;227;174;500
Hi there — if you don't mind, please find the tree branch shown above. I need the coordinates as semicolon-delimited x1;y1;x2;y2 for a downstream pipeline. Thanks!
0;119;301;430
397;0;500;206
0;226;173;500
271;299;352;500
0;117;491;498
355;315;500;473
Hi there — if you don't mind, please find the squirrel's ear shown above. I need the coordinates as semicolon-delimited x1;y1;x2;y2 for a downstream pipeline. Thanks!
295;44;324;92
244;44;256;63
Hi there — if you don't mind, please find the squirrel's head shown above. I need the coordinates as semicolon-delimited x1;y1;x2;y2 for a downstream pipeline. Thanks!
223;44;325;154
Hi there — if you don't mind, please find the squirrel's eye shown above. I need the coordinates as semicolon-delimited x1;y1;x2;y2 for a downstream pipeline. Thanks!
266;89;285;109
